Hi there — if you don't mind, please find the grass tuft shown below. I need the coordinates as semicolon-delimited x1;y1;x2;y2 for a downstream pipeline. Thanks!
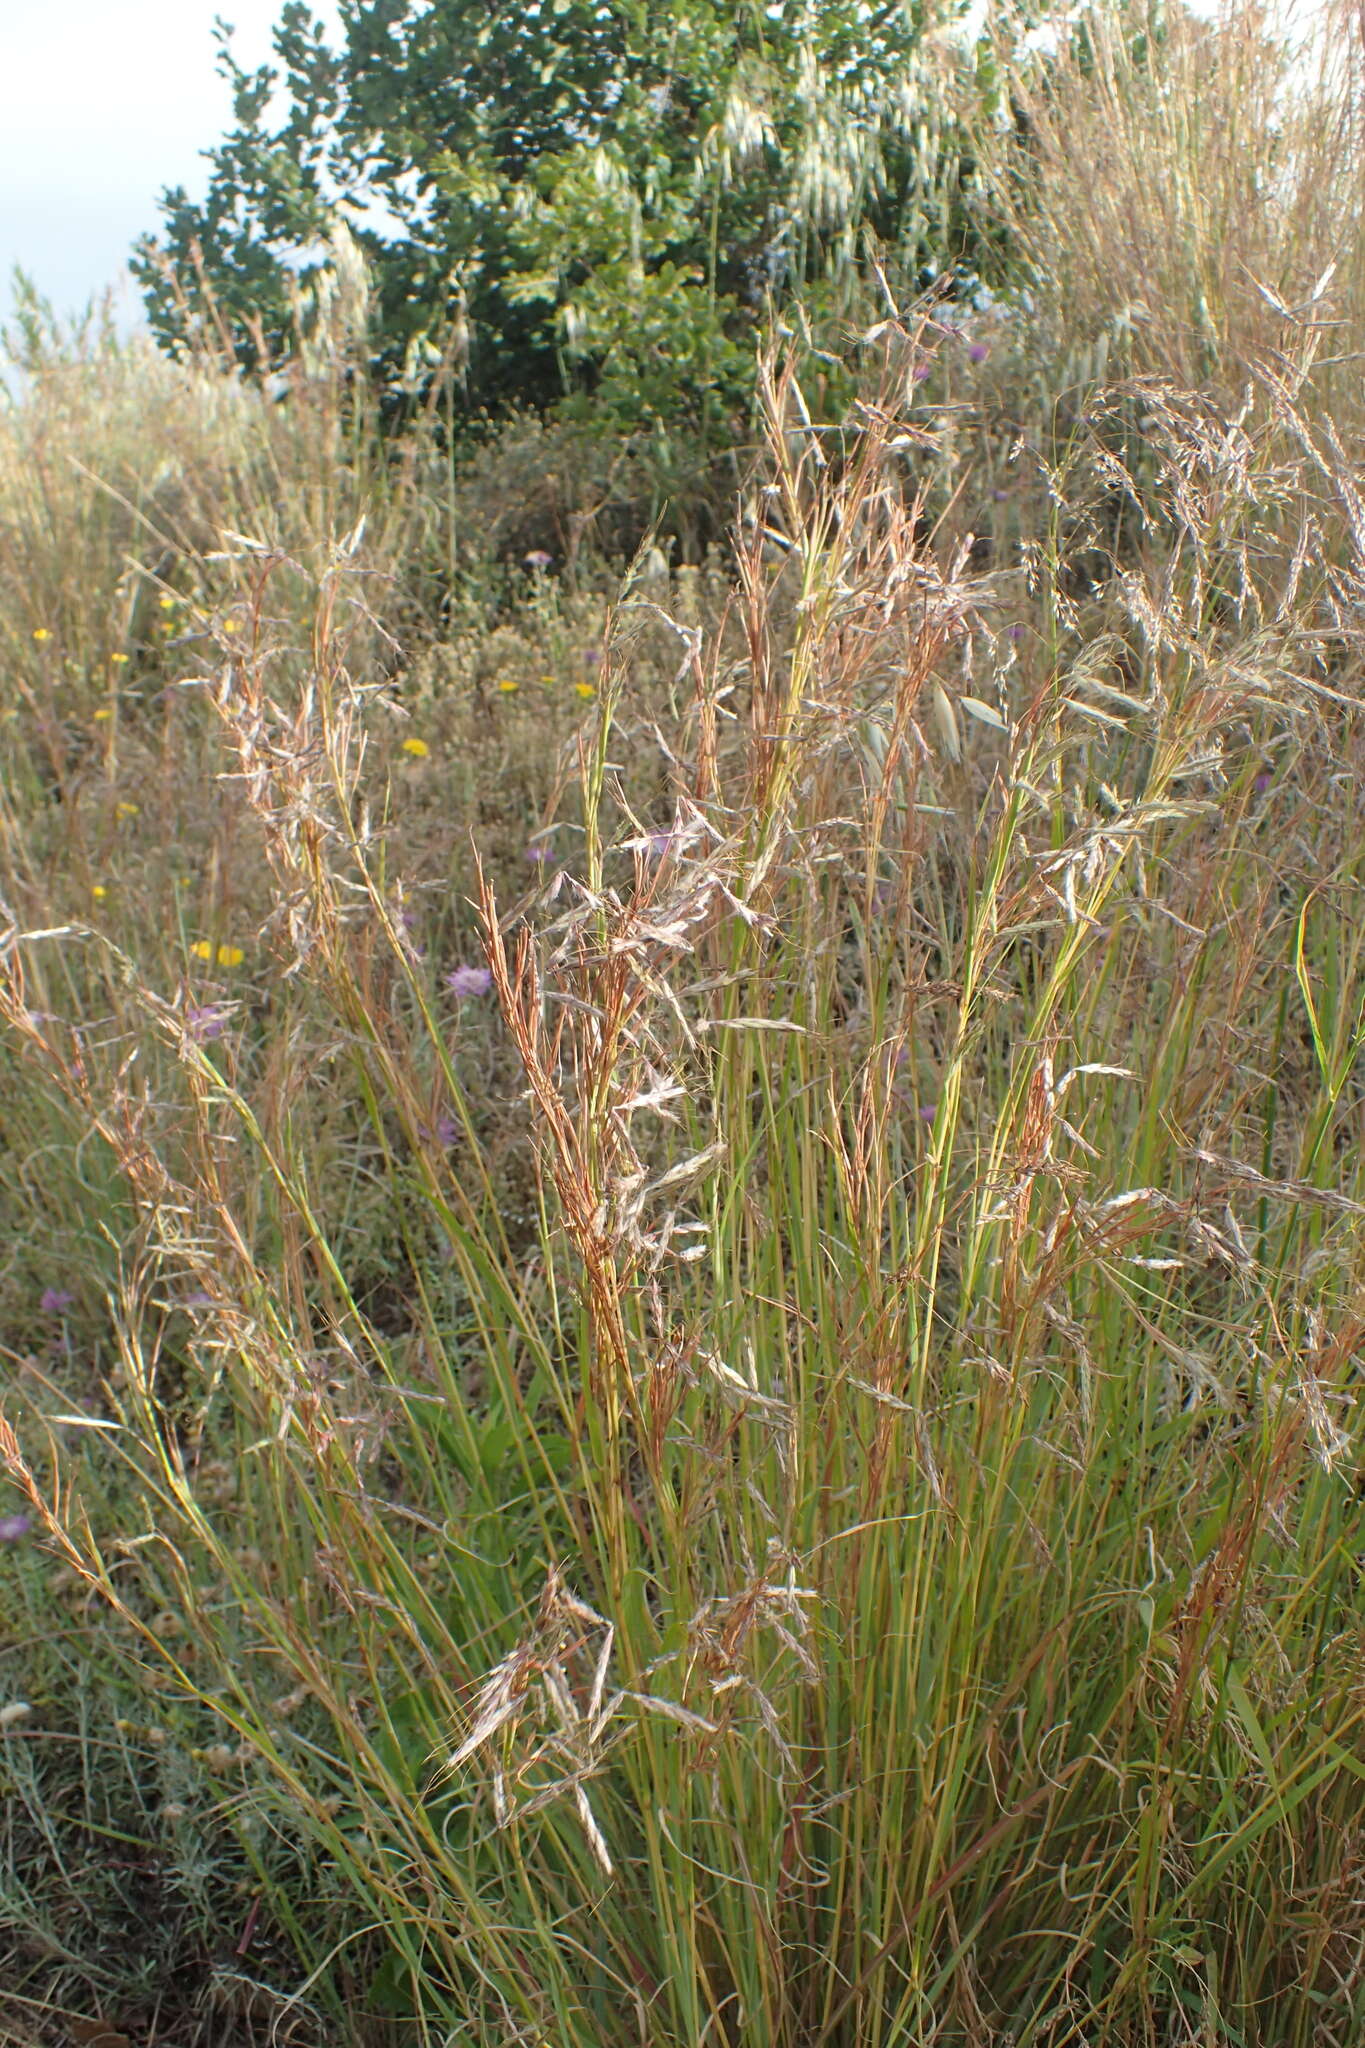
3;10;1365;2041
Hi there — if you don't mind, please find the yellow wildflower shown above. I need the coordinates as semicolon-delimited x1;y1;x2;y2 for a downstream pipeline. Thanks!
91;884;108;902
158;594;176;611
111;652;129;666
190;941;213;961
402;736;430;757
216;944;245;967
575;682;596;700
115;801;140;820
93;707;114;722
32;628;51;644
496;678;520;695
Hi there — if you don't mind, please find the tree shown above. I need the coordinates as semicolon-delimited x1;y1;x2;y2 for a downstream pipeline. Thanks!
135;0;1004;517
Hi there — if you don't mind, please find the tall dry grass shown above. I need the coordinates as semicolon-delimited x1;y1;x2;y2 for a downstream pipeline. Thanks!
3;310;1365;2041
1;6;1364;2044
973;0;1365;410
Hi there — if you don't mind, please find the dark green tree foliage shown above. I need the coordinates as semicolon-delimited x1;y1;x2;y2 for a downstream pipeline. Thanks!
136;2;983;454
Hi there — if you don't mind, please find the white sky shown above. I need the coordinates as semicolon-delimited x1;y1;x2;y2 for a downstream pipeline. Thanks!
0;0;1336;332
0;0;341;326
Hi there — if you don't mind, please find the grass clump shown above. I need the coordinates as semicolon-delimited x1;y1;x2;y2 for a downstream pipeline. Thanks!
2;6;1365;2043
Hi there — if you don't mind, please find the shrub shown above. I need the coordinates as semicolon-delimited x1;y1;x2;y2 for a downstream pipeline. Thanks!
133;0;1010;538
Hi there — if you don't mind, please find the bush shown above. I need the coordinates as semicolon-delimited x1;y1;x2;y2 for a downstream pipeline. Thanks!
133;0;1012;538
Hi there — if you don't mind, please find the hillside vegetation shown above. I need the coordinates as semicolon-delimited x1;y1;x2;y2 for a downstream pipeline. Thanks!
2;6;1364;2045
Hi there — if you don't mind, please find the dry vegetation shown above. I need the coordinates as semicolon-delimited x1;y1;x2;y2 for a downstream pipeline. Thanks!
1;6;1364;2044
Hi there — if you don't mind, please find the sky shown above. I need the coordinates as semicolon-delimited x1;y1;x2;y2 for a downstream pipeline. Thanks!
0;0;1335;333
0;0;341;328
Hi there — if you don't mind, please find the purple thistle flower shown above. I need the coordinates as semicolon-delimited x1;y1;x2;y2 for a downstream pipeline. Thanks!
40;1288;75;1317
0;1513;32;1542
1252;770;1273;796
967;341;990;364
911;362;932;384
444;963;492;998
186;1005;227;1043
419;1110;462;1147
524;844;553;866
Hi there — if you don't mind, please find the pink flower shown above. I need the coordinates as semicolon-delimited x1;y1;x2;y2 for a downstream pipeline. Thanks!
186;1004;228;1042
40;1288;75;1317
418;1111;461;1147
445;964;492;998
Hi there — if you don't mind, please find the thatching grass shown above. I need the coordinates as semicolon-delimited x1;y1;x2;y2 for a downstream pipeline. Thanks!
2;6;1364;2042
